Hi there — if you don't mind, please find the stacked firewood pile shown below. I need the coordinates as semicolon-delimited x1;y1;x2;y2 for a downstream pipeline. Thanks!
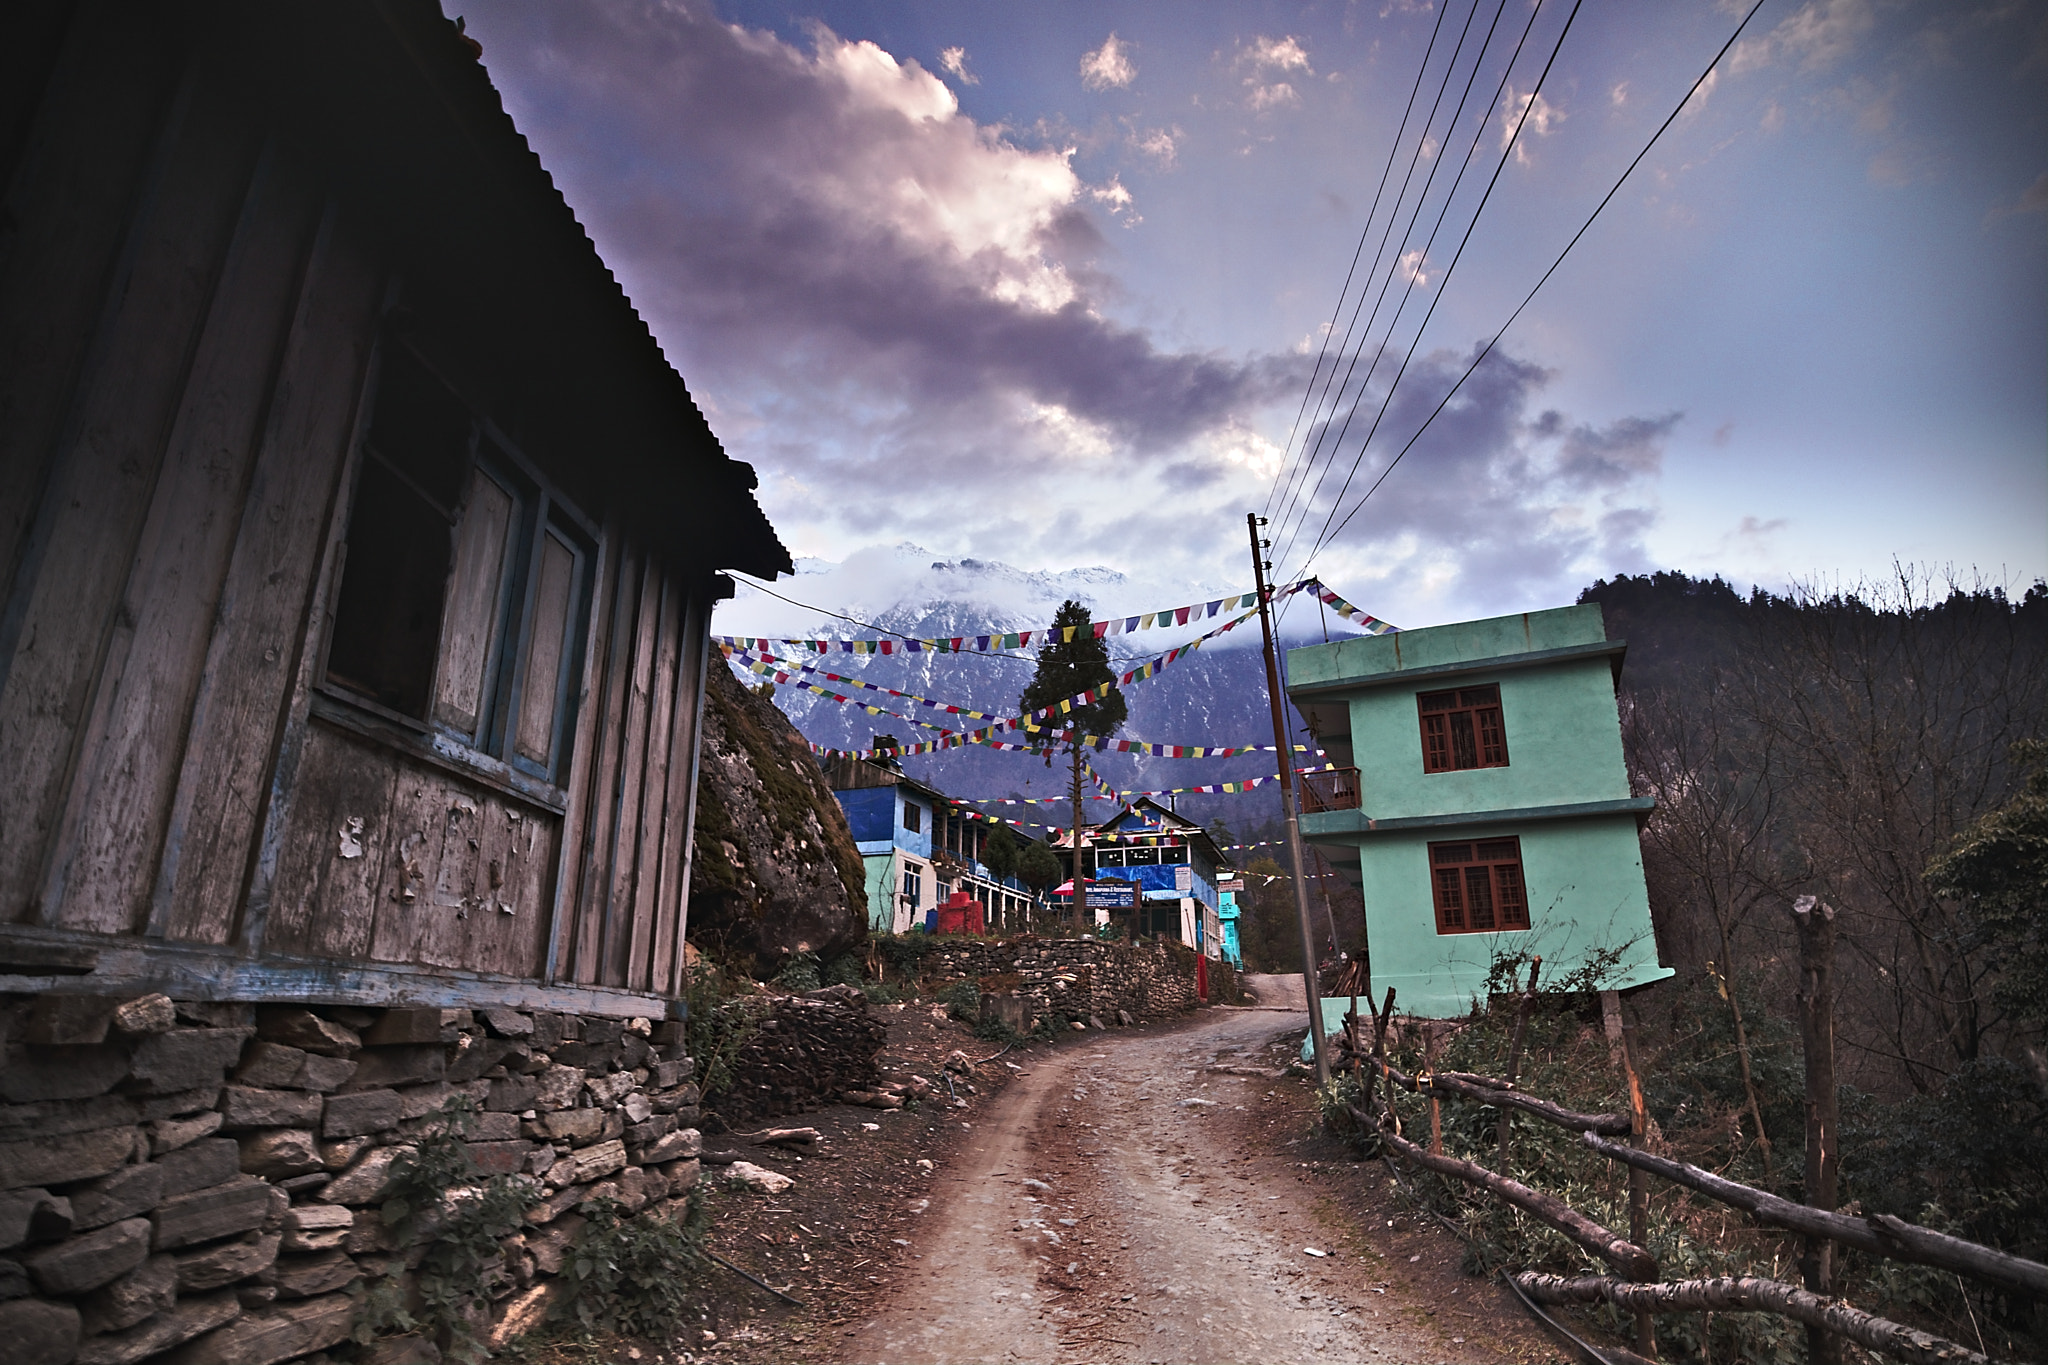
713;987;887;1124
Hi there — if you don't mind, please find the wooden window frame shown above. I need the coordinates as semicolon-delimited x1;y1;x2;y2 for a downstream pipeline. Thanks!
321;339;598;791
1427;837;1530;934
1417;683;1510;774
902;800;922;834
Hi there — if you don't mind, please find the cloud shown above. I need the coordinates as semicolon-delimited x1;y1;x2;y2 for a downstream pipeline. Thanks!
1247;82;1301;111
1080;33;1137;90
938;46;977;85
1732;0;1877;74
1271;346;1676;616
1988;170;2048;221
467;2;1299;571
1131;126;1180;167
1501;86;1563;162
1239;34;1313;112
1242;35;1314;73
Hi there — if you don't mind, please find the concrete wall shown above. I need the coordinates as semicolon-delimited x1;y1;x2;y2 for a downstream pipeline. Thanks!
1344;653;1633;820
1337;816;1666;1018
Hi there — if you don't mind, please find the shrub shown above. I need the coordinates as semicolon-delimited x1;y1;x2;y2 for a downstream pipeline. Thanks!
939;979;981;1022
772;951;821;993
353;1096;540;1364
557;1194;710;1339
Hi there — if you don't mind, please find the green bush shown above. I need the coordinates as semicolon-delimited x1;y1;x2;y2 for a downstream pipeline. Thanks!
683;968;766;1102
939;979;981;1022
352;1096;540;1365
557;1194;710;1339
772;951;821;993
821;952;867;988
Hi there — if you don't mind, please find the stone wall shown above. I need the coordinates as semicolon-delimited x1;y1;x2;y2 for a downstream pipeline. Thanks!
0;994;700;1365
919;936;1239;1031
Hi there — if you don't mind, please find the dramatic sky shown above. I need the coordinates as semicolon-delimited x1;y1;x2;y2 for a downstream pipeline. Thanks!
466;0;2046;635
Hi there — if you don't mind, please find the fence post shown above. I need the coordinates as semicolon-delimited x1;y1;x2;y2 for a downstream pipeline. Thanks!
1498;956;1542;1173
1620;1013;1658;1360
1792;895;1841;1365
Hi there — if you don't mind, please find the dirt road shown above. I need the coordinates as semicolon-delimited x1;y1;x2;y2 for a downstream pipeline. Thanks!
834;989;1507;1365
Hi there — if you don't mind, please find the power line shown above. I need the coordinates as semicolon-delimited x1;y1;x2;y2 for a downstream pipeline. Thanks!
1299;0;1773;575
1286;0;1579;577
1272;0;1533;578
1263;0;1456;525
1268;0;1491;553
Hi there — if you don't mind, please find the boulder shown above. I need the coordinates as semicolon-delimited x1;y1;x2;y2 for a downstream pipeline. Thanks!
111;995;176;1037
319;1089;400;1137
129;1029;252;1095
316;1146;409;1205
722;1161;793;1195
155;1138;238;1197
0;1048;129;1105
685;661;867;971
0;1129;139;1195
278;1204;351;1253
238;1129;321;1179
480;1008;533;1039
146;1113;222;1156
270;1250;359;1298
217;1088;321;1131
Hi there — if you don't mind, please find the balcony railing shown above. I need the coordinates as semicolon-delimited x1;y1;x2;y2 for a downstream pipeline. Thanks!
1298;766;1363;814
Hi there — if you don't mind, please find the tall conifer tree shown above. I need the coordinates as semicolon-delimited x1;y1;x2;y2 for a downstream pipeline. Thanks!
1019;601;1126;930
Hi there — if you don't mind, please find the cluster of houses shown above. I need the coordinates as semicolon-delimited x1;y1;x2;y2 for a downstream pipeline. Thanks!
821;752;1246;966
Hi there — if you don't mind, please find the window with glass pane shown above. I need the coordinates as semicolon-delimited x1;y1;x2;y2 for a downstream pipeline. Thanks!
325;344;593;786
1428;837;1529;934
1418;684;1509;773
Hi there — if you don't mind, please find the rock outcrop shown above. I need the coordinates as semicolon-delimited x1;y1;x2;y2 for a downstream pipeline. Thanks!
688;664;868;972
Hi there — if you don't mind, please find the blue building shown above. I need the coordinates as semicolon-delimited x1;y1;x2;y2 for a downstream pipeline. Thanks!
1079;799;1231;957
826;754;1038;934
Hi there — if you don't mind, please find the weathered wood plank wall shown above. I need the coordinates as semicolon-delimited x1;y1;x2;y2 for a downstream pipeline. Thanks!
0;5;723;1008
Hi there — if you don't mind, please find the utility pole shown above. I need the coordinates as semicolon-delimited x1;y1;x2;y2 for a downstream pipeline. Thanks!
1070;736;1088;934
1248;513;1329;1086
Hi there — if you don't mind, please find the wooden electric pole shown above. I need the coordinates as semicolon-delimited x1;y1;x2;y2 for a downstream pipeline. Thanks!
1248;513;1329;1086
1070;737;1088;933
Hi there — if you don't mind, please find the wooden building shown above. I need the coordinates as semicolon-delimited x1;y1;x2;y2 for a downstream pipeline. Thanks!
0;1;791;1017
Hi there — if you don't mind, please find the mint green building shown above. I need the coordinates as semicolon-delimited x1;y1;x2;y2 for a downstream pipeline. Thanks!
1287;603;1670;1020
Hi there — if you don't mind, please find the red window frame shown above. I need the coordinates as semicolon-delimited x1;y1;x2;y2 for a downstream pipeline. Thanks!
1418;683;1509;773
1428;838;1529;934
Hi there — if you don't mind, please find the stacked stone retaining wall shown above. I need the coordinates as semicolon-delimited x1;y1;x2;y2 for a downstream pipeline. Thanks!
0;993;701;1365
919;936;1240;1029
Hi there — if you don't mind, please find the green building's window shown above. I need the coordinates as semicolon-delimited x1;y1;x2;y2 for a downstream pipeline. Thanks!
1429;838;1528;933
1418;684;1509;773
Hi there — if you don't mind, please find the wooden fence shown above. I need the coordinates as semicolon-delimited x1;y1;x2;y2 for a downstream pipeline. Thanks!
1334;986;2043;1365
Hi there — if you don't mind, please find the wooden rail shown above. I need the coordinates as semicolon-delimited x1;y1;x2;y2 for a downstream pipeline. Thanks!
1355;1107;1658;1280
1580;1133;2048;1302
1341;1008;2038;1362
1511;1274;1993;1365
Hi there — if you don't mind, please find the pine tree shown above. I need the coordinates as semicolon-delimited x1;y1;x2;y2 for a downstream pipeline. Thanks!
1018;600;1127;738
1019;600;1126;930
